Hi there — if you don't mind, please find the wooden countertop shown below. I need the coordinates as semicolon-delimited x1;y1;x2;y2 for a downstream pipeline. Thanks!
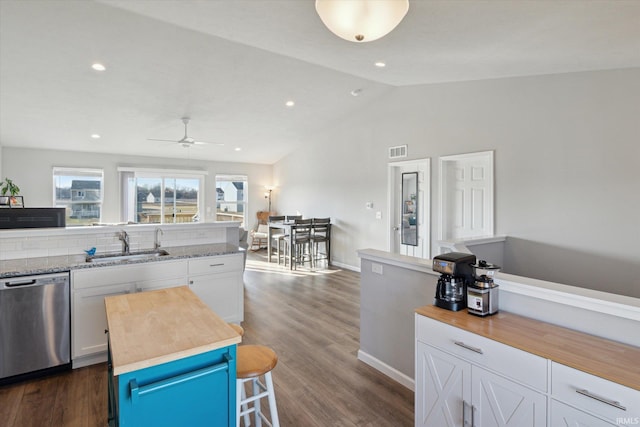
416;305;640;391
105;286;241;376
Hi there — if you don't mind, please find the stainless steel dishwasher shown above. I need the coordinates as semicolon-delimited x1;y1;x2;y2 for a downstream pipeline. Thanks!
0;271;71;384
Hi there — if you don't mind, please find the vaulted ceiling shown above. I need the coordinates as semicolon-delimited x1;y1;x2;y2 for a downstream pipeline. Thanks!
1;0;639;164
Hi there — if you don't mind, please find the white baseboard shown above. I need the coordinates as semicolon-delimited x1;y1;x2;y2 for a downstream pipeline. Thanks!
72;352;107;369
357;349;415;391
332;260;360;272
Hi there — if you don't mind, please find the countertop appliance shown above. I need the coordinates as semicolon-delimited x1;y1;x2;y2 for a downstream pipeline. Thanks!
467;260;501;316
0;272;71;384
432;252;476;311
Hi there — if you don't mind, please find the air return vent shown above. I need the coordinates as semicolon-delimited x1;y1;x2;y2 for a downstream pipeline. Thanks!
388;145;407;159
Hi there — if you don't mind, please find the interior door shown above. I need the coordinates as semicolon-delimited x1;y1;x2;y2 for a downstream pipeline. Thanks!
439;151;494;243
389;159;430;259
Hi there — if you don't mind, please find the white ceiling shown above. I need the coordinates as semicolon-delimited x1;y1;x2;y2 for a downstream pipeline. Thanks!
1;0;639;164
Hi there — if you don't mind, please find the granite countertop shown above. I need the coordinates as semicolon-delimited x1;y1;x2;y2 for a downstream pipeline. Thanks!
0;243;241;278
106;286;241;376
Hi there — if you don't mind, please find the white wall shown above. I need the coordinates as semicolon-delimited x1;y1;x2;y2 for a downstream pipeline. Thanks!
0;147;272;230
274;68;640;296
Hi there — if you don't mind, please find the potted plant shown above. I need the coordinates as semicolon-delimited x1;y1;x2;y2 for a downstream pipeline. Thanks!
1;178;21;207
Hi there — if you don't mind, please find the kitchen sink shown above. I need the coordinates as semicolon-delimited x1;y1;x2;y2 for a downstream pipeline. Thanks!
86;249;170;263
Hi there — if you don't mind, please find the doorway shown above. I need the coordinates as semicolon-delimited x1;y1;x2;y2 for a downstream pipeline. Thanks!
388;158;431;259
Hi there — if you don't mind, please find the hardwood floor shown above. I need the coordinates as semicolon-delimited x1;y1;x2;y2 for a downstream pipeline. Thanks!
0;251;414;426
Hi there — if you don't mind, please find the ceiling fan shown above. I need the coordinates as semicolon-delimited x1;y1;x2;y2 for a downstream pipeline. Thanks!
147;117;223;148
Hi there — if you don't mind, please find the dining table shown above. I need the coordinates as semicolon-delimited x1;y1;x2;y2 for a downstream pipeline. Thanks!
267;221;331;270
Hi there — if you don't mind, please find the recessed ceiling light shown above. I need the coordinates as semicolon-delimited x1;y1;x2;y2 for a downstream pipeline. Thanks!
91;134;101;139
351;89;363;97
91;63;106;71
285;100;295;107
374;61;386;68
234;147;242;151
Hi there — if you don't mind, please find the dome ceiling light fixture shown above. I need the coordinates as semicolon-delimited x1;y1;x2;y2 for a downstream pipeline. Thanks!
315;0;409;43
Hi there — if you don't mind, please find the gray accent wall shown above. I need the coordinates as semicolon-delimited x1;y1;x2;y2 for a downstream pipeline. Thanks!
275;68;640;297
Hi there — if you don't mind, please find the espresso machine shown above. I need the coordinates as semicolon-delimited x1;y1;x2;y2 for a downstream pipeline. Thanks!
467;260;501;316
432;252;476;311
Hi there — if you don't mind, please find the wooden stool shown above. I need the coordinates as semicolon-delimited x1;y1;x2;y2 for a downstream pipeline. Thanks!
236;345;279;427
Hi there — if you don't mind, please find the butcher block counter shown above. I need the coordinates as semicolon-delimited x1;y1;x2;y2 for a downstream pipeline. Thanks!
415;305;640;425
105;286;240;427
416;305;639;390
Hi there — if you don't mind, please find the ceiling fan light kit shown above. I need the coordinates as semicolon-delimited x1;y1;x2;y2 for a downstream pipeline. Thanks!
315;0;409;42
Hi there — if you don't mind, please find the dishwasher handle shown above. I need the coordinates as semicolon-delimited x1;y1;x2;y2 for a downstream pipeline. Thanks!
4;279;38;288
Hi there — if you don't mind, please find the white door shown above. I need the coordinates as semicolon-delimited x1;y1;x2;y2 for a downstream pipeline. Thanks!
439;151;494;243
388;158;431;259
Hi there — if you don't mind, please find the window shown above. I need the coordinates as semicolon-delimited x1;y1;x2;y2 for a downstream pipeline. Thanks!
215;175;248;228
119;168;205;224
53;168;104;226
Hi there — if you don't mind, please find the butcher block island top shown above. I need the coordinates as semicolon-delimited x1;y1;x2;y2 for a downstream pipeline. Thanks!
105;286;241;376
416;305;640;391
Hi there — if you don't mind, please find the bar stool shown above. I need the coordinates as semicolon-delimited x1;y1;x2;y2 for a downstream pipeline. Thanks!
311;218;331;268
268;215;286;264
236;345;280;427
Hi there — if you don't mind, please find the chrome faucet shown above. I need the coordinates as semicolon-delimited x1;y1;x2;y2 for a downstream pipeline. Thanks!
154;227;164;250
118;230;130;255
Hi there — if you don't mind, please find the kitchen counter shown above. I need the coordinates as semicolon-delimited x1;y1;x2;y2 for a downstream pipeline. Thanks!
0;243;240;278
105;286;241;376
416;304;640;390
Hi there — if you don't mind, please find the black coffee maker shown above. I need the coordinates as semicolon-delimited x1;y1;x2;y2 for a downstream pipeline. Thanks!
433;252;477;311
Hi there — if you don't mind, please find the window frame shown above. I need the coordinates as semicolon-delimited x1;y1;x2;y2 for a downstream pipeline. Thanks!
118;167;206;225
215;174;248;228
52;167;104;226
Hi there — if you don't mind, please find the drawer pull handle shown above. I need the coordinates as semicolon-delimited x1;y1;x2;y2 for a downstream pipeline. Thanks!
129;355;231;404
454;341;484;354
209;263;225;267
576;389;626;411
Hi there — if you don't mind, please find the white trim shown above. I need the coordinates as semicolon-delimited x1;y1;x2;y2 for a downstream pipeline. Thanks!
387;157;431;259
331;260;360;273
357;350;415;391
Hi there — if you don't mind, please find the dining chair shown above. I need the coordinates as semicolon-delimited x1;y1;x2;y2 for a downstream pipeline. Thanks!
311;218;331;267
285;218;312;269
268;215;286;264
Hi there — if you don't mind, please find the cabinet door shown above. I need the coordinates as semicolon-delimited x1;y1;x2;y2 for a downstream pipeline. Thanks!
472;366;546;427
416;341;471;427
72;283;133;359
550;400;615;427
116;346;237;427
189;271;242;323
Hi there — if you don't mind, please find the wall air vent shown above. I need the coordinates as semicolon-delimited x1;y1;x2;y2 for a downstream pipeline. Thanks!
389;145;408;159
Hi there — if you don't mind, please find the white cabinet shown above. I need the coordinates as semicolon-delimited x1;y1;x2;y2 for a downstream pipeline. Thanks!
71;260;188;367
416;315;547;427
71;253;243;367
188;254;243;323
72;283;133;360
550;362;639;426
550;400;615;426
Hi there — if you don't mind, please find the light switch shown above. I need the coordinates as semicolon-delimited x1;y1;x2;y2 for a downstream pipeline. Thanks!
375;211;382;220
